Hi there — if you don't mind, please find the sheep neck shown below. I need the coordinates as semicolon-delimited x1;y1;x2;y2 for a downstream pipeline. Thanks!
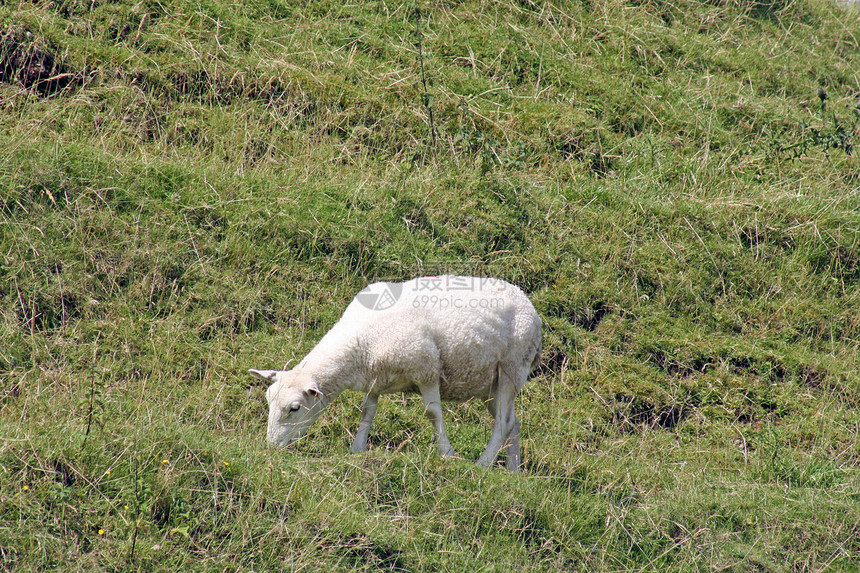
298;329;368;399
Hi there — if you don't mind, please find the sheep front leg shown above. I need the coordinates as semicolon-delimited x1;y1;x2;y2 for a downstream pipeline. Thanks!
419;384;456;458
350;394;378;453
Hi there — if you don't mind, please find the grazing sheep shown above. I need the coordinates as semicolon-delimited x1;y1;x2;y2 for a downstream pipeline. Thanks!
249;275;541;470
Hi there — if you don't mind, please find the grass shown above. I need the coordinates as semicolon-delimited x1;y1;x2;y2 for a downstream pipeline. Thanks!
1;0;860;570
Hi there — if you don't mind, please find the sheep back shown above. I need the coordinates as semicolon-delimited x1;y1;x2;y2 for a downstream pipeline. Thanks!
315;276;541;402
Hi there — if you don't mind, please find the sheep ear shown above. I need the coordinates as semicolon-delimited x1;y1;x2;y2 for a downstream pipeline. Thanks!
306;381;323;398
248;369;279;383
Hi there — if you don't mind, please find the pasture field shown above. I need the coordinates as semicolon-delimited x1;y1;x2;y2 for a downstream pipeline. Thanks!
1;0;859;570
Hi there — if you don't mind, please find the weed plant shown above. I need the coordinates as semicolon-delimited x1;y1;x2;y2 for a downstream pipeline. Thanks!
1;0;859;571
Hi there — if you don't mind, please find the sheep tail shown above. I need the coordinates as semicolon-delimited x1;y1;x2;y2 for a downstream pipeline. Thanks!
529;340;542;374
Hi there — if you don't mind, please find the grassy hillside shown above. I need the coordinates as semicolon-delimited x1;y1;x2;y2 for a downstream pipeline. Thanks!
1;0;859;570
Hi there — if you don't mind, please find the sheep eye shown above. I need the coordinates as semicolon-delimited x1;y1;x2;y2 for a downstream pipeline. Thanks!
289;403;301;413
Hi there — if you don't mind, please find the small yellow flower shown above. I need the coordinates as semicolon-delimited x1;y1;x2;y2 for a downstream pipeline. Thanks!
105;470;111;475
98;529;105;535
22;485;29;491
162;459;169;464
223;461;229;467
124;504;129;510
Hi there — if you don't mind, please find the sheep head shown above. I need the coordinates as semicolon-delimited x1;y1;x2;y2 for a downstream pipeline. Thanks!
249;368;326;447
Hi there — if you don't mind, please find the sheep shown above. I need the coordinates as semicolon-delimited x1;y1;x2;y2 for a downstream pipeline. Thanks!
249;275;542;470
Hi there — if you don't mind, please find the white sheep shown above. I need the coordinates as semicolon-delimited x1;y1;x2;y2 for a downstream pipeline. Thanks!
249;275;542;470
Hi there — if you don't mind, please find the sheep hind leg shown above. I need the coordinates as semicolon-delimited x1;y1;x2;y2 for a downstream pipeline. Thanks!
484;398;521;471
419;383;456;458
349;394;378;453
504;415;521;471
477;374;518;470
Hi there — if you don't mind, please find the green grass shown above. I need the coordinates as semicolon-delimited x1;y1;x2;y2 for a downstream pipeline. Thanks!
2;0;860;570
